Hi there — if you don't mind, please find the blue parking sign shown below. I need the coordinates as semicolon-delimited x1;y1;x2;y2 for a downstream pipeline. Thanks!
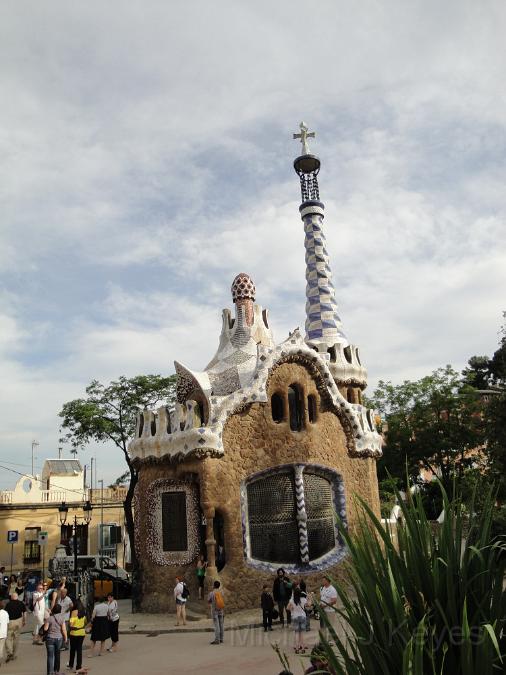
7;530;18;543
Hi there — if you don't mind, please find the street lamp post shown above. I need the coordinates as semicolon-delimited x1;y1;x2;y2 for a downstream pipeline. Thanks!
58;500;93;596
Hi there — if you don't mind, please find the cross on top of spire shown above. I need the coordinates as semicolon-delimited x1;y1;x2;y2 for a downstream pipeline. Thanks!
293;121;315;156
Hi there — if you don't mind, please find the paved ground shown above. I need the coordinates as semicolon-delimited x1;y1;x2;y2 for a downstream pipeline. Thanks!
4;622;322;675
4;602;342;674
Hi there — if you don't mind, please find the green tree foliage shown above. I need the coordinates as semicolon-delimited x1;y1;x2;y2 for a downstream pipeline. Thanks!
59;374;177;577
320;486;506;674
371;366;485;490
485;313;506;499
461;355;492;389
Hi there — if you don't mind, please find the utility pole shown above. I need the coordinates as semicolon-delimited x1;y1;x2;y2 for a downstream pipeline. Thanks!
99;479;104;584
31;440;39;476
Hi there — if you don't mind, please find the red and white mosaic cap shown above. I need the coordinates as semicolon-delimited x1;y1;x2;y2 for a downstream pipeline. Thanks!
231;273;256;302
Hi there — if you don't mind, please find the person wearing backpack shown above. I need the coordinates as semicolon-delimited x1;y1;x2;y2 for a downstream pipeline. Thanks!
173;577;187;626
208;580;225;644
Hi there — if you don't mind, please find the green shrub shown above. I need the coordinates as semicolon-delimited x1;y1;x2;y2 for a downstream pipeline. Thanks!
320;484;506;674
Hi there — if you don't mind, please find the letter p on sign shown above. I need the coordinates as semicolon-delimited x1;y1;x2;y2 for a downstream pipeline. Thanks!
7;530;18;543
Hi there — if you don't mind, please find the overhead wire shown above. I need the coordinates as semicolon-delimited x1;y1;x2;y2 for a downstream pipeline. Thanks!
0;463;106;497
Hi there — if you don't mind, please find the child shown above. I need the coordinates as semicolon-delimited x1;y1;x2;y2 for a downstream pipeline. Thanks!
260;584;274;632
287;587;307;654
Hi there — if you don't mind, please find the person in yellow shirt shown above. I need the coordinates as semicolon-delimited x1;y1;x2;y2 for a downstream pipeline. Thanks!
68;600;87;672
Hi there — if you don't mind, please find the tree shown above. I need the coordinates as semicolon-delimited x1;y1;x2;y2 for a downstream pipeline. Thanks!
485;312;506;499
370;366;485;490
461;355;492;389
59;374;177;588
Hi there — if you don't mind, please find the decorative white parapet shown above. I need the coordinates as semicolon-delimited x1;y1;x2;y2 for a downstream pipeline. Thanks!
129;329;382;464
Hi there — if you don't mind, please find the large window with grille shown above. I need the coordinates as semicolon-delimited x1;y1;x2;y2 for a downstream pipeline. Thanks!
243;465;346;570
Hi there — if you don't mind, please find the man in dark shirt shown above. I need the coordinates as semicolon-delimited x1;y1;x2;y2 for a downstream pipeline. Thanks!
4;593;26;662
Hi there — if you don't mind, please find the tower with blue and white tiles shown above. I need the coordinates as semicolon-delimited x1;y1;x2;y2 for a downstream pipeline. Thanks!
293;122;368;397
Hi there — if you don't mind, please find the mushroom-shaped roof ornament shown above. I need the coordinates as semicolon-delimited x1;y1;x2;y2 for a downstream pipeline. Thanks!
231;273;256;303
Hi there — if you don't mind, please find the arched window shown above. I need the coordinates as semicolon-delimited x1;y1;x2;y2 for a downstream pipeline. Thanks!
343;345;353;364
271;393;284;423
151;415;157;436
243;465;346;570
308;394;317;424
327;345;337;362
347;387;354;403
288;384;303;431
138;413;144;437
194;402;203;426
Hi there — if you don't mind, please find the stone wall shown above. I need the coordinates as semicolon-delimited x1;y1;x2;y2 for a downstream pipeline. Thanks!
135;361;380;612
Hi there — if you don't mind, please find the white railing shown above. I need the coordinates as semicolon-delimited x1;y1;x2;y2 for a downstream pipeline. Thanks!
40;490;82;503
0;491;13;504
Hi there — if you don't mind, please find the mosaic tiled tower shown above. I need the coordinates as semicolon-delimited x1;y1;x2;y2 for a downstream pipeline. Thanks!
293;122;367;393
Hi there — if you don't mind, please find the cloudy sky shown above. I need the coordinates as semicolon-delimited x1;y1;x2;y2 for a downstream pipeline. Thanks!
1;0;505;489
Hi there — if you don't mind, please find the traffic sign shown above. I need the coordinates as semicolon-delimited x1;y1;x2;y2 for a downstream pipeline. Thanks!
7;530;18;543
38;531;49;546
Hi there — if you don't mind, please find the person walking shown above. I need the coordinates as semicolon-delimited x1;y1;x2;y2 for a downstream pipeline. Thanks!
173;577;187;626
24;572;38;611
88;597;109;657
58;588;73;650
44;603;67;675
6;577;17;599
0;601;9;668
319;576;337;640
299;579;313;632
272;568;292;627
68;600;87;673
32;583;47;645
288;587;307;654
260;584;274;632
196;554;207;600
208;580;225;644
106;593;120;652
4;592;26;663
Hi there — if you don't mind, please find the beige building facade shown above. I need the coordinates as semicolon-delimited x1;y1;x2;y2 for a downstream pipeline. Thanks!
0;459;127;577
130;128;383;612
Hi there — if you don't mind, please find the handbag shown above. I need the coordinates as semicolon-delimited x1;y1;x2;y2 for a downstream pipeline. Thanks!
272;608;279;620
38;624;48;642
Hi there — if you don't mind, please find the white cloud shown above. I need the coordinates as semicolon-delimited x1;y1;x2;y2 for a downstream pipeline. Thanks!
0;0;505;487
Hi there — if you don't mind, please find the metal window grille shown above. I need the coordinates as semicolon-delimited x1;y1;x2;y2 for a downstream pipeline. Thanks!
247;472;300;563
246;467;340;565
304;472;335;559
162;491;188;551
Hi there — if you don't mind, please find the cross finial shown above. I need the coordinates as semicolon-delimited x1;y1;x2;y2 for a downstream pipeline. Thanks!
293;121;315;155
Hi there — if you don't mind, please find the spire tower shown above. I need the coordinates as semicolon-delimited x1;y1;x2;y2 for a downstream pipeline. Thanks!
293;122;367;390
293;122;347;347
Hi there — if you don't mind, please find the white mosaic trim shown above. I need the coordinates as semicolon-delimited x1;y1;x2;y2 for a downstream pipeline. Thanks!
144;478;201;566
129;329;382;462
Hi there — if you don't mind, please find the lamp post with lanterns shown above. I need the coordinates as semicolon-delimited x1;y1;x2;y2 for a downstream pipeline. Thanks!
58;500;93;595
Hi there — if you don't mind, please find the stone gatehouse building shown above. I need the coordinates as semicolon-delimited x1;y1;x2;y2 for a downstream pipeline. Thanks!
129;124;382;611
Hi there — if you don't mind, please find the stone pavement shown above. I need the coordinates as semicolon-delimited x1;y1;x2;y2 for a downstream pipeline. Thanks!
116;598;265;635
5;617;326;675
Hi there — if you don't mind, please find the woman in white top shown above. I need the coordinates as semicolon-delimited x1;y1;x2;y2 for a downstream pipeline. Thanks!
287;587;307;654
106;593;120;652
173;576;187;626
31;583;46;644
